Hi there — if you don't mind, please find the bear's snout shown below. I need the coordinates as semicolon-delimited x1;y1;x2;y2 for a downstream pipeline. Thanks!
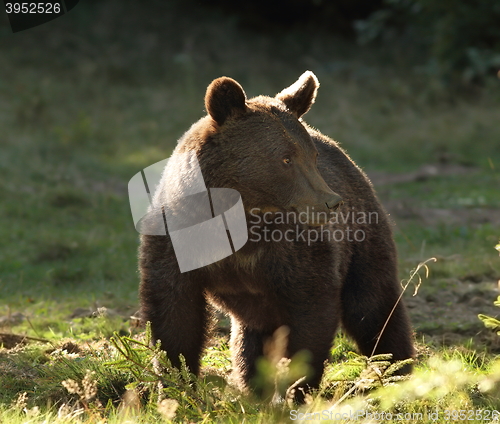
326;193;343;211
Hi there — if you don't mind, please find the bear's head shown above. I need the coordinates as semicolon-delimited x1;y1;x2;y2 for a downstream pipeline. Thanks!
177;71;342;224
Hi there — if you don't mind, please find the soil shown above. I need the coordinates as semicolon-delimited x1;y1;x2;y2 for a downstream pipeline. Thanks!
368;164;500;353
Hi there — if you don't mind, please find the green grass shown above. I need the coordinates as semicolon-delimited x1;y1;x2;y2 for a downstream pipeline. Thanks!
2;332;500;423
1;0;500;422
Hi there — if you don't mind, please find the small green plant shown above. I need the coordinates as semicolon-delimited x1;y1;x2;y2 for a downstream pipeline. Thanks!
108;323;250;422
478;242;500;335
108;323;197;404
478;296;500;335
325;353;413;408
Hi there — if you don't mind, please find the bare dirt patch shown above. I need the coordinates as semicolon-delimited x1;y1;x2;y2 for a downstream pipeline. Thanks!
369;164;500;351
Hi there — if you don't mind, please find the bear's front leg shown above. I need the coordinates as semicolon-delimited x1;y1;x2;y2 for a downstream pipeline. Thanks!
229;295;341;403
139;234;209;376
285;294;341;402
229;317;269;396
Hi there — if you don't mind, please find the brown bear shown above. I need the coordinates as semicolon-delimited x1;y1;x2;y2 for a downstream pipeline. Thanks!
139;71;414;401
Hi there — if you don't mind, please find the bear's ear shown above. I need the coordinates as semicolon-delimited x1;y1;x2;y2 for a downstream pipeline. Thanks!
276;71;319;118
205;77;247;126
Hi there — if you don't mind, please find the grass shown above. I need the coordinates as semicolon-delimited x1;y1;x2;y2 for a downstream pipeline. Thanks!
1;0;500;422
2;332;500;423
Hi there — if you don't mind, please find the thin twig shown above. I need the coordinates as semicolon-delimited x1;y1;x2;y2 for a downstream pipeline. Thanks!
371;257;436;357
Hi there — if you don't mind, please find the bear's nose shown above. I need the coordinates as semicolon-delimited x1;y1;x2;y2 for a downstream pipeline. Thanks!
326;193;343;211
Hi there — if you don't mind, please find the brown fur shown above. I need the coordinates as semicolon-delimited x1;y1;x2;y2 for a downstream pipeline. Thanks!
139;71;414;401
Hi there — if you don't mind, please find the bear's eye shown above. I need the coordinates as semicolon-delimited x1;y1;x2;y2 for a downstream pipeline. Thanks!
283;158;292;165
